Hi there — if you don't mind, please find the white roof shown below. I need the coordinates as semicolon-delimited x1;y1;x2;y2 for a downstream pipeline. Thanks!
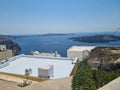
0;55;76;79
67;46;96;51
39;64;53;70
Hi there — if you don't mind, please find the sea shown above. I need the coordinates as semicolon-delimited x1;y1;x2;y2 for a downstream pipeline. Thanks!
12;32;120;57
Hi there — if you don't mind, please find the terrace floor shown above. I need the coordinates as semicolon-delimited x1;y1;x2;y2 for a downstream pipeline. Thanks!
0;55;76;79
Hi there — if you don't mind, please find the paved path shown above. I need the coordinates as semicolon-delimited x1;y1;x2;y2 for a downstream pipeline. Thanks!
0;73;72;90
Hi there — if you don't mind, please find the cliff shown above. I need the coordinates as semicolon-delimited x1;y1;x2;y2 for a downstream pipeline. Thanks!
0;38;21;54
88;46;120;71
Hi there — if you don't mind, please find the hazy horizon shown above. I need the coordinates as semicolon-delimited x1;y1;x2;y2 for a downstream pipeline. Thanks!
0;0;120;35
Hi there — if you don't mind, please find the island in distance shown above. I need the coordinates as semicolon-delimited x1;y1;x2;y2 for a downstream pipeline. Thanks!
70;35;120;43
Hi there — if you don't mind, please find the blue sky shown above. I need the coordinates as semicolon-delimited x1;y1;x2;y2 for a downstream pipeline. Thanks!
0;0;120;35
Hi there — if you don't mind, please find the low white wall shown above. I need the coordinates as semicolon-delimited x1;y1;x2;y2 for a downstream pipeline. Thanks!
0;61;9;69
8;54;24;62
0;54;24;69
23;55;74;61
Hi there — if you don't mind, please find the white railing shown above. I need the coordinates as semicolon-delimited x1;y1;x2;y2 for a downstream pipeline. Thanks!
0;54;24;69
23;55;74;61
0;61;9;69
8;54;24;62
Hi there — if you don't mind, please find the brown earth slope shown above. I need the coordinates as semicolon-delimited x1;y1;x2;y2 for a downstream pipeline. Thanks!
88;46;120;71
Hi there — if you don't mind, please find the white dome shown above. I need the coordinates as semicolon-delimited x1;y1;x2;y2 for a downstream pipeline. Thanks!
33;51;40;54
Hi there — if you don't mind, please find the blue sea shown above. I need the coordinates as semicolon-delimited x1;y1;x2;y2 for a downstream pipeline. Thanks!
12;32;120;57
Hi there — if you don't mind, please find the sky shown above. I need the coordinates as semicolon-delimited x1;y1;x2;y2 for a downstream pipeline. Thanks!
0;0;120;35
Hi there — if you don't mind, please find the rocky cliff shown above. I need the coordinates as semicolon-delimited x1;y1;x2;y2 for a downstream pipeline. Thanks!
88;46;120;71
0;38;21;54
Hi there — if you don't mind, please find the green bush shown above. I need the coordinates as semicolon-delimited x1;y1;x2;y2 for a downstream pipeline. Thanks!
72;60;96;90
72;60;120;90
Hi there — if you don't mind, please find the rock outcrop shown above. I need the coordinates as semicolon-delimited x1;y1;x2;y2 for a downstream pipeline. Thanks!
0;38;21;54
88;46;120;71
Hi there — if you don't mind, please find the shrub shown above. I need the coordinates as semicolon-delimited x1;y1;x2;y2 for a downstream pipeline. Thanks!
72;60;120;90
72;60;96;90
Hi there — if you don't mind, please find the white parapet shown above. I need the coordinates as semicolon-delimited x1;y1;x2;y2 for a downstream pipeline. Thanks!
0;45;6;50
32;51;61;57
0;61;9;69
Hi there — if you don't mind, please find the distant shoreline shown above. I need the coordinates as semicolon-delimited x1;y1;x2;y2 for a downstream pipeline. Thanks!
0;33;74;39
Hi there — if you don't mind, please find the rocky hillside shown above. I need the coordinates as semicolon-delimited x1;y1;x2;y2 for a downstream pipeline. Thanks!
88;46;120;71
0;38;21;54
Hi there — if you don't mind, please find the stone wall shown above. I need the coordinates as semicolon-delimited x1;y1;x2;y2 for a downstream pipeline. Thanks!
0;50;13;61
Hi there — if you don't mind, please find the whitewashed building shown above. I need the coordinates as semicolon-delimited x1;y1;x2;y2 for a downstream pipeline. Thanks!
0;45;6;51
0;45;13;61
67;46;96;61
